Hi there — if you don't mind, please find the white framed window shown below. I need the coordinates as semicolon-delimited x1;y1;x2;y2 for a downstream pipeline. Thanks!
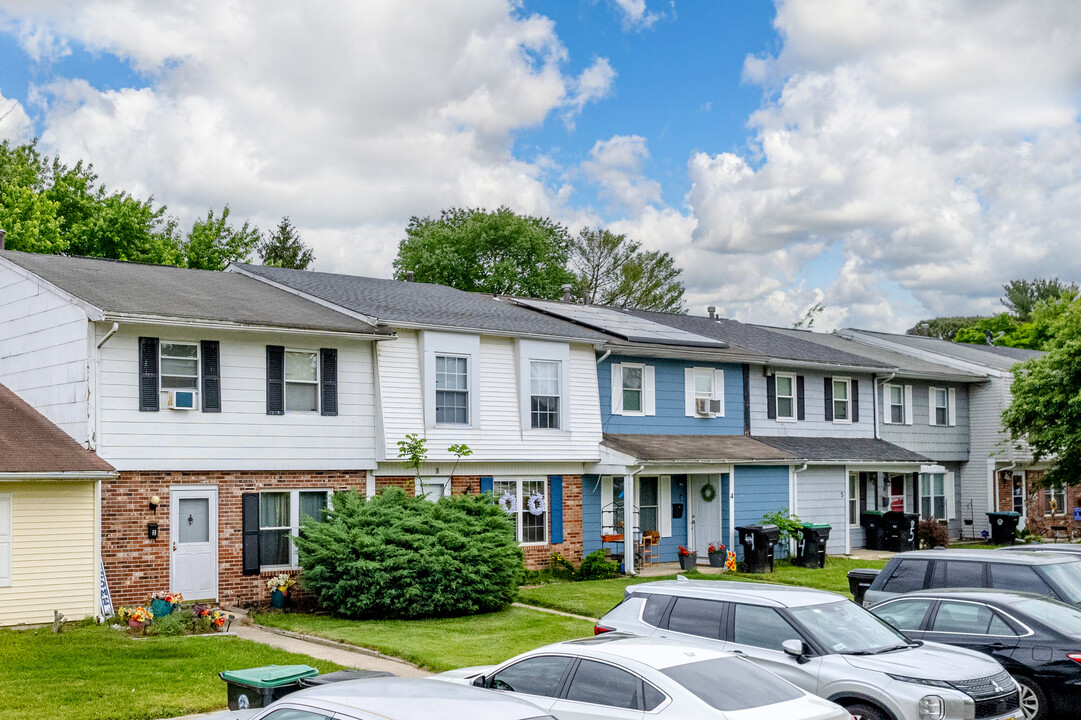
0;493;11;588
530;360;560;429
285;349;319;412
934;388;948;426
1046;484;1068;516
435;354;469;424
775;373;796;420
920;473;947;519
259;490;331;569
887;384;905;424
694;369;714;401
621;364;644;415
833;378;851;423
494;478;548;545
848;472;860;526
639;477;659;533
160;341;199;390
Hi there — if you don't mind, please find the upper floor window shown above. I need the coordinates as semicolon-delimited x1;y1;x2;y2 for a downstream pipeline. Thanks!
161;342;199;390
694;369;714;400
622;364;644;413
832;378;850;422
435;354;469;424
933;388;948;425
775;373;796;420
530;360;560;429
285;350;319;412
888;384;905;424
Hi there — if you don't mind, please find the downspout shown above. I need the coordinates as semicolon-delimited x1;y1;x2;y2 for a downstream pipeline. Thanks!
997;463;1017;515
874;372;896;440
791;462;808;557
625;464;644;576
596;349;612;365
97;322;120;349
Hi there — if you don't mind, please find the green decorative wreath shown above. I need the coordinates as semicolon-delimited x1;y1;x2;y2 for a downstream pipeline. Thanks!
700;482;717;503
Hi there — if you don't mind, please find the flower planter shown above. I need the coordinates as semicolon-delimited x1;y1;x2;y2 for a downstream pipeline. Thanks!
128;619;146;632
150;598;176;617
707;552;727;569
679;553;697;571
270;588;289;609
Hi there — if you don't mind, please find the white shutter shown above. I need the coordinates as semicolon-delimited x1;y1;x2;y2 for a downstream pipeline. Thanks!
904;385;914;425
643;365;656;416
882;384;892;424
659;476;672;538
713;369;726;416
611;363;623;415
0;494;11;587
948;388;957;426
945;472;956;520
928;387;937;425
685;368;696;416
601;476;614;532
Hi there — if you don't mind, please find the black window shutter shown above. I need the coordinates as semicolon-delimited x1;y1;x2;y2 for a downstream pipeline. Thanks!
242;493;260;575
824;376;834;421
741;364;751;435
766;374;777;420
266;345;285;415
851;379;860;422
138;337;159;412
796;375;806;420
320;348;338;416
201;340;221;412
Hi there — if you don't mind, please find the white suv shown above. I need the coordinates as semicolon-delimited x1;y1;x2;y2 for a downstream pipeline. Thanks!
597;578;1020;720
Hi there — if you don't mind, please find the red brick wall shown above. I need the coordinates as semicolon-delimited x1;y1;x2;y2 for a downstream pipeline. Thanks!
374;476;415;496
101;470;366;607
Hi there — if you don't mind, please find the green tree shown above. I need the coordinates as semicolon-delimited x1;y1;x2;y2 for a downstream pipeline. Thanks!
182;205;260;271
905;316;987;341
70;192;183;265
1001;278;1078;322
953;313;1038;349
570;227;685;312
258;216;314;269
393;207;575;298
1002;296;1081;489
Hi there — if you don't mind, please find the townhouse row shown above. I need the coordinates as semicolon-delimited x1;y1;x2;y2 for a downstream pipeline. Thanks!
0;249;1065;624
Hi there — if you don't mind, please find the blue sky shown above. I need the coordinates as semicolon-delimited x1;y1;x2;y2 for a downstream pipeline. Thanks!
0;1;1079;331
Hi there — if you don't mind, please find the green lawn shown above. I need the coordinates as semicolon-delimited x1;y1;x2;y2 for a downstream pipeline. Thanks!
252;606;594;673
0;622;341;720
518;556;889;619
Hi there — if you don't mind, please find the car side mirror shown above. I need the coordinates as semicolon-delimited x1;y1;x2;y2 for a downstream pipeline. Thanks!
472;675;487;687
782;639;810;664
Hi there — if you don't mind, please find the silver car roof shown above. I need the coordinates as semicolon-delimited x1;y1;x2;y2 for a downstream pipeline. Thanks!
625;578;844;608
890;549;1080;565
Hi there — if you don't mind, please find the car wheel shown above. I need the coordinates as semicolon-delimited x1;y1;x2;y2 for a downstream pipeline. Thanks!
845;702;888;720
1015;676;1047;720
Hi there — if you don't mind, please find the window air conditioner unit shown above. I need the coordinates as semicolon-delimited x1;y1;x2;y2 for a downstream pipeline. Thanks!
695;397;722;416
168;390;197;410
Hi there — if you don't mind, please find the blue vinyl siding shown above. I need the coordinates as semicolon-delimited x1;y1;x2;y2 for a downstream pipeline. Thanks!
598;355;744;435
583;474;603;556
655;475;689;562
732;464;791;560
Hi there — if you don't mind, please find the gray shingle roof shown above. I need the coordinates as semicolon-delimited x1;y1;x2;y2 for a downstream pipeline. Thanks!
769;328;986;381
755;436;931;463
602;433;796;463
1;250;388;335
845;329;1043;372
235;263;608;342
627;310;893;369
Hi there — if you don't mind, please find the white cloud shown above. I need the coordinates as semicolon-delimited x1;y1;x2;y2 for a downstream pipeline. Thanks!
563;57;616;129
608;0;666;31
0;93;31;143
582;134;661;215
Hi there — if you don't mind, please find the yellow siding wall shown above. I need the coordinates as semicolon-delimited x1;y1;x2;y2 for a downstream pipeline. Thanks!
0;482;97;626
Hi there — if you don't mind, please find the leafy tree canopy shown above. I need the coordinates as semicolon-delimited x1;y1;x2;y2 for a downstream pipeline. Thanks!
1001;278;1078;322
393;207;575;298
570;227;685;312
182;205;260;271
1002;296;1081;488
258;216;314;269
906;316;988;341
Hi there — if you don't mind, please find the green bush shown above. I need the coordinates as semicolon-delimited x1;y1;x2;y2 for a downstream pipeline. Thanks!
294;488;523;619
918;518;950;549
577;550;620;581
145;610;189;637
550;552;577;580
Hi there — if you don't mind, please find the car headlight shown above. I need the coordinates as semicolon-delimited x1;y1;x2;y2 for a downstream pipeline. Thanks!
886;673;952;689
918;695;945;720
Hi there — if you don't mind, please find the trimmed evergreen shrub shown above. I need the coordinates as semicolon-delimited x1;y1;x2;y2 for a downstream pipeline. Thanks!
577;550;620;581
294;488;523;619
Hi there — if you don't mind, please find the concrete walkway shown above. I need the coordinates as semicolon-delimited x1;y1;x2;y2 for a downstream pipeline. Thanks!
235;624;431;678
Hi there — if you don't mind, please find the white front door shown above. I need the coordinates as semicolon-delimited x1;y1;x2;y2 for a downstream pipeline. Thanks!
170;487;218;600
688;475;722;563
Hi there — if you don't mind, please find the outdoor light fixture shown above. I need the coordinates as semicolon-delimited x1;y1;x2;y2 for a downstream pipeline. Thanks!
149;495;160;513
464;483;474;495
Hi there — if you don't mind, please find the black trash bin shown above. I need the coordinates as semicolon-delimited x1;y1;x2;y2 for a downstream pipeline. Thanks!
220;664;318;710
847;568;881;605
796;523;832;568
299;670;397;688
884;511;919;552
987;511;1022;545
860;511;886;550
736;524;780;573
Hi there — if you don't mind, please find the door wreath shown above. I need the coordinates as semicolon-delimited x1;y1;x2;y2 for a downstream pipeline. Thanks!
700;482;717;502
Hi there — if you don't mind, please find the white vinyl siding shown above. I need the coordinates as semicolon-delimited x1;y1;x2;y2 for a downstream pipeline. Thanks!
518;339;572;430
0;493;10;587
750;368;876;438
795;466;847;554
880;381;969;462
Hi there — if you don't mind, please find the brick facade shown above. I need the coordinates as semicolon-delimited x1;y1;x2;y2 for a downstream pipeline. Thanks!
101;470;366;607
996;469;1080;538
373;476;416;496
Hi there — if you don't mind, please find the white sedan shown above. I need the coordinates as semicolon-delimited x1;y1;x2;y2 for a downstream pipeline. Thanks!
434;633;853;720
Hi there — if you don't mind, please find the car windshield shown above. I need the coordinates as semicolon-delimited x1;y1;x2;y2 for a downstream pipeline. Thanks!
1015;597;1081;636
662;657;803;711
788;600;912;654
1041;563;1081;605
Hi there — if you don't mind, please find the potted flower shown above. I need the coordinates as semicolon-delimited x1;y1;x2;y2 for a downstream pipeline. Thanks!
266;573;296;609
147;591;183;618
707;542;727;569
196;606;229;632
127;605;153;632
678;545;697;571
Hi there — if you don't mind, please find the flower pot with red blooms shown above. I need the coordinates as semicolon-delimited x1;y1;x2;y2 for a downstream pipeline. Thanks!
678;546;697;571
707;542;727;569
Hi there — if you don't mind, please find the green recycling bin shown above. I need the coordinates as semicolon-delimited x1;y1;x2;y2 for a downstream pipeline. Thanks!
219;664;318;710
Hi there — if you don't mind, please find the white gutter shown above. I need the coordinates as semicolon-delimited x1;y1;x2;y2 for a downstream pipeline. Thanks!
0;471;117;481
874;372;896;440
790;462;808;555
767;358;898;374
102;313;395;339
97;322;120;349
626;464;645;577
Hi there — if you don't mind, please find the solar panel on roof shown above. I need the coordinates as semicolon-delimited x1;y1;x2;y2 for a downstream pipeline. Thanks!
517;299;727;347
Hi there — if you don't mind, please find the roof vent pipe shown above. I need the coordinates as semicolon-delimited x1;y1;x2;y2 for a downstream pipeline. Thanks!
561;283;573;302
0;229;5;251
707;306;716;319
405;271;414;282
